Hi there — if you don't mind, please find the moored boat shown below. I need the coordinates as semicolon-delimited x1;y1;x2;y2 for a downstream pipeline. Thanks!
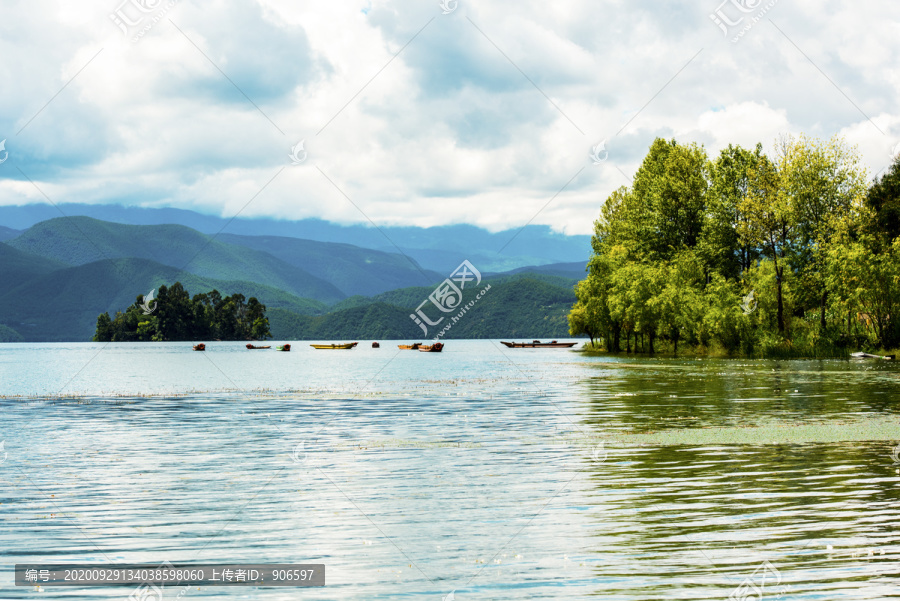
310;343;355;350
850;352;894;360
398;343;421;350
500;340;577;348
246;344;272;349
193;343;206;351
276;344;291;352
418;343;444;352
372;342;380;348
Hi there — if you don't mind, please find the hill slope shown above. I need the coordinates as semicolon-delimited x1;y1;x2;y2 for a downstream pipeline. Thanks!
0;258;327;342
7;217;344;303
217;233;441;296
268;277;576;340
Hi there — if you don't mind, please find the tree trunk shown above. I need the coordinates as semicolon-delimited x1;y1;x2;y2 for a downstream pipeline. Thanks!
820;289;828;331
648;332;655;354
775;264;785;334
673;333;679;356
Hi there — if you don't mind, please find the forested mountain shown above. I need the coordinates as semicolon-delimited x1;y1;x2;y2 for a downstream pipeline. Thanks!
7;218;344;303
0;258;326;342
0;204;591;272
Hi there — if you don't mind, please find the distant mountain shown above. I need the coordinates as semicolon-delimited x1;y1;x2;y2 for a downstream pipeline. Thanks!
500;261;587;280
268;277;577;340
0;258;327;342
0;241;68;283
0;203;591;271
0;226;21;242
217;233;442;296
7;217;344;303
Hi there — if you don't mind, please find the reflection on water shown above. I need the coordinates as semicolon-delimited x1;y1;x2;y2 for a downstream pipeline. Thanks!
1;342;898;599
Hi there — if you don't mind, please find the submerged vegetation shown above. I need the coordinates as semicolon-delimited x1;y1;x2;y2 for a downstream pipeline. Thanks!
94;282;271;342
569;134;900;357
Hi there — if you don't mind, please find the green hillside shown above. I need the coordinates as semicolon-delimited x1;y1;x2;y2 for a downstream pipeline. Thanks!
218;234;441;296
268;277;577;340
0;241;68;283
0;323;23;342
0;258;327;342
7;217;344;303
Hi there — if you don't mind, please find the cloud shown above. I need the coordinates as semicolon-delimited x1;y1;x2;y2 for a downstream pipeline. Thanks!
1;0;899;235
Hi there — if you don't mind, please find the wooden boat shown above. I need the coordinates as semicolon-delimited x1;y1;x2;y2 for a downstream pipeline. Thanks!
193;343;206;351
398;343;421;350
500;340;577;348
310;343;355;350
418;343;444;352
851;352;895;360
350;342;359;347
276;344;291;352
246;344;271;349
372;342;380;348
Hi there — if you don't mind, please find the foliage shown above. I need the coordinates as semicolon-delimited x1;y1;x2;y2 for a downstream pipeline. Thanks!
570;134;891;356
93;283;271;342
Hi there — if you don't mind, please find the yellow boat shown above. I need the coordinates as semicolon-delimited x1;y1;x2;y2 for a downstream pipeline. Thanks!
310;343;356;350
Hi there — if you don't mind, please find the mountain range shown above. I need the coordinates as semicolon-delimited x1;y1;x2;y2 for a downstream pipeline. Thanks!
0;204;590;273
0;207;588;342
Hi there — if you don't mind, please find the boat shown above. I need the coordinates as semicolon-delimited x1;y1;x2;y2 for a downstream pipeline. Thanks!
372;342;380;348
500;340;577;348
246;344;271;349
851;352;895;360
398;343;421;350
418;343;444;352
193;343;206;351
276;344;291;352
310;343;356;350
350;342;359;347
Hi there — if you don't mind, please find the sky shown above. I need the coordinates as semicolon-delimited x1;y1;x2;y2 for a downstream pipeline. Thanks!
0;0;898;235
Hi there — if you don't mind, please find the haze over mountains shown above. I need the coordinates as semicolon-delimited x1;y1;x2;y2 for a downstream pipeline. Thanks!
0;206;588;342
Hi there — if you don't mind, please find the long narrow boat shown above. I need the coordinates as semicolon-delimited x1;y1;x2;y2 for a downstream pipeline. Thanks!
418;343;444;353
851;352;895;360
276;344;291;352
310;343;355;350
246;344;271;349
398;343;421;350
500;340;577;348
193;343;206;351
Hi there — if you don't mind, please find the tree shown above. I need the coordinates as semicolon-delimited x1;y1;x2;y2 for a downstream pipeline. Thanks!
93;313;113;342
866;155;900;246
739;155;796;334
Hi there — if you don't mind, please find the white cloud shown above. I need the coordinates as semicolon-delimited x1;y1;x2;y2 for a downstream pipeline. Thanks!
1;0;899;235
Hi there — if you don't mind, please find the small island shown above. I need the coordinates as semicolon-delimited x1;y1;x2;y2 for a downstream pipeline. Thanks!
93;283;271;342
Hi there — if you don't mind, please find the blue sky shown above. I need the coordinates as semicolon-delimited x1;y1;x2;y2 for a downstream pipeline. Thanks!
1;0;898;234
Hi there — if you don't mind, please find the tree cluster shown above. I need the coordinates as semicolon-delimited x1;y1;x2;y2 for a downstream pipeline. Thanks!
569;135;900;355
93;283;271;342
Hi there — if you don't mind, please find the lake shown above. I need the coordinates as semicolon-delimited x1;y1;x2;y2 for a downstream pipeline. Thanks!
1;341;899;600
